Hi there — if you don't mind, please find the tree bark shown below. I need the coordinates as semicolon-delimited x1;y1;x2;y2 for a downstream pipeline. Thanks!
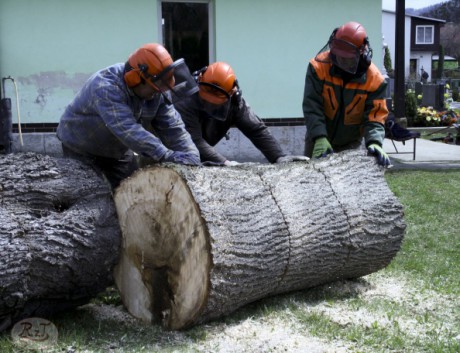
0;152;120;332
113;149;406;330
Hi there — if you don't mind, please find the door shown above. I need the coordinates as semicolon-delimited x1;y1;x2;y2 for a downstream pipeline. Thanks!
159;1;214;73
409;59;418;80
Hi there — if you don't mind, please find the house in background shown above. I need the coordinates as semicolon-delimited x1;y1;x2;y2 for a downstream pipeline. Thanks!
0;0;384;159
382;9;445;83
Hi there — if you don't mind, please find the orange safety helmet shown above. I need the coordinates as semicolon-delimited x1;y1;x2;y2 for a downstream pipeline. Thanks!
198;62;237;105
333;21;367;50
124;43;174;88
329;21;371;74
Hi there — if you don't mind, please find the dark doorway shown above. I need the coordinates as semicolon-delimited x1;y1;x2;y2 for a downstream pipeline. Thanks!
409;59;417;80
161;2;209;73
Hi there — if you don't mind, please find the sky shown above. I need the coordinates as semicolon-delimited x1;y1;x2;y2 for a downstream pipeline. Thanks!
382;0;447;11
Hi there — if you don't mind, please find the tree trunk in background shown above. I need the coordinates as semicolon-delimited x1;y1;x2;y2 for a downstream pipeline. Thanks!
437;44;445;80
0;153;121;332
114;149;406;330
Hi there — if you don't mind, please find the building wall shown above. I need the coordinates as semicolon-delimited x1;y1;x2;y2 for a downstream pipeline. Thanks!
0;0;158;125
0;0;383;126
382;10;412;79
410;17;442;52
11;125;307;163
410;51;433;81
215;0;383;119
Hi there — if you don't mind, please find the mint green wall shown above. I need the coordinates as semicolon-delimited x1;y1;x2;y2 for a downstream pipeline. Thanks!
0;0;383;124
215;0;384;118
0;0;159;123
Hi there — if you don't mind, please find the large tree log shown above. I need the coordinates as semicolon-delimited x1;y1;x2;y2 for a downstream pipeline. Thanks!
113;149;406;330
0;153;120;332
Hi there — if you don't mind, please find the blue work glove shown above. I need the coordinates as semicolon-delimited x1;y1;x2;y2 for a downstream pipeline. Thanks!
276;155;310;163
312;137;334;158
367;144;391;167
164;151;201;166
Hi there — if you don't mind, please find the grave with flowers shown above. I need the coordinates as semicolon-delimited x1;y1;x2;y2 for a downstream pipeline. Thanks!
408;83;460;144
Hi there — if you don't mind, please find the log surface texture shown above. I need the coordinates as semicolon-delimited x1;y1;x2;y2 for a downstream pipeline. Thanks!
114;149;406;330
0;153;120;331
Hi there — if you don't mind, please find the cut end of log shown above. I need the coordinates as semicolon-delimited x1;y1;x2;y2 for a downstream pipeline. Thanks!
114;167;211;330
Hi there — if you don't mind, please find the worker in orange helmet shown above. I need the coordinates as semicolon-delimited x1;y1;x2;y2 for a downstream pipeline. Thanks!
175;62;309;165
57;43;200;189
303;21;391;167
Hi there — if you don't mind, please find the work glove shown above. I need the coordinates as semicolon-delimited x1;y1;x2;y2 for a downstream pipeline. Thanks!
276;155;310;163
224;160;240;166
164;151;201;166
312;137;334;158
367;144;391;167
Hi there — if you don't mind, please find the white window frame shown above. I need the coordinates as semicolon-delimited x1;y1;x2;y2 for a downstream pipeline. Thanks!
157;0;215;62
415;25;434;45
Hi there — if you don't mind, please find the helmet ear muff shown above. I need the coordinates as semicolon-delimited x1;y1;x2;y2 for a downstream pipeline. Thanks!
361;37;373;66
124;70;141;87
328;28;339;46
124;63;149;88
233;79;242;104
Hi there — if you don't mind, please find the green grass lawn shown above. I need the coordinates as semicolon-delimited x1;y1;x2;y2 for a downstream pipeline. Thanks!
1;169;459;353
385;170;460;296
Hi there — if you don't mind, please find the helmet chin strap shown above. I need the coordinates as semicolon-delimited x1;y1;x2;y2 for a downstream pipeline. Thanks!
160;91;172;105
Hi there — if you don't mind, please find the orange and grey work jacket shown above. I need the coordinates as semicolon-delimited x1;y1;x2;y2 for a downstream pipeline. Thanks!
302;51;389;148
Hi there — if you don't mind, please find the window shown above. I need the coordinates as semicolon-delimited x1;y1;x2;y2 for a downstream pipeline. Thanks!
415;25;434;44
158;1;214;73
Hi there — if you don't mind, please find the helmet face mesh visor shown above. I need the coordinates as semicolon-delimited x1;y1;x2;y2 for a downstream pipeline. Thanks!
198;82;232;104
199;95;232;121
144;59;198;103
330;38;361;74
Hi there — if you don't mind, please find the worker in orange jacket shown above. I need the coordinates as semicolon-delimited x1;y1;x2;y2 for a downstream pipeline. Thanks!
303;21;391;166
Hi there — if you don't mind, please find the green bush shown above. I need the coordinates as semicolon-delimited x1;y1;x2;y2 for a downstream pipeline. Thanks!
453;88;459;102
384;47;394;78
405;89;418;125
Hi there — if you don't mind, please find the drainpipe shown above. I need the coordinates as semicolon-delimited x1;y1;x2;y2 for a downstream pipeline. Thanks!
0;77;13;154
